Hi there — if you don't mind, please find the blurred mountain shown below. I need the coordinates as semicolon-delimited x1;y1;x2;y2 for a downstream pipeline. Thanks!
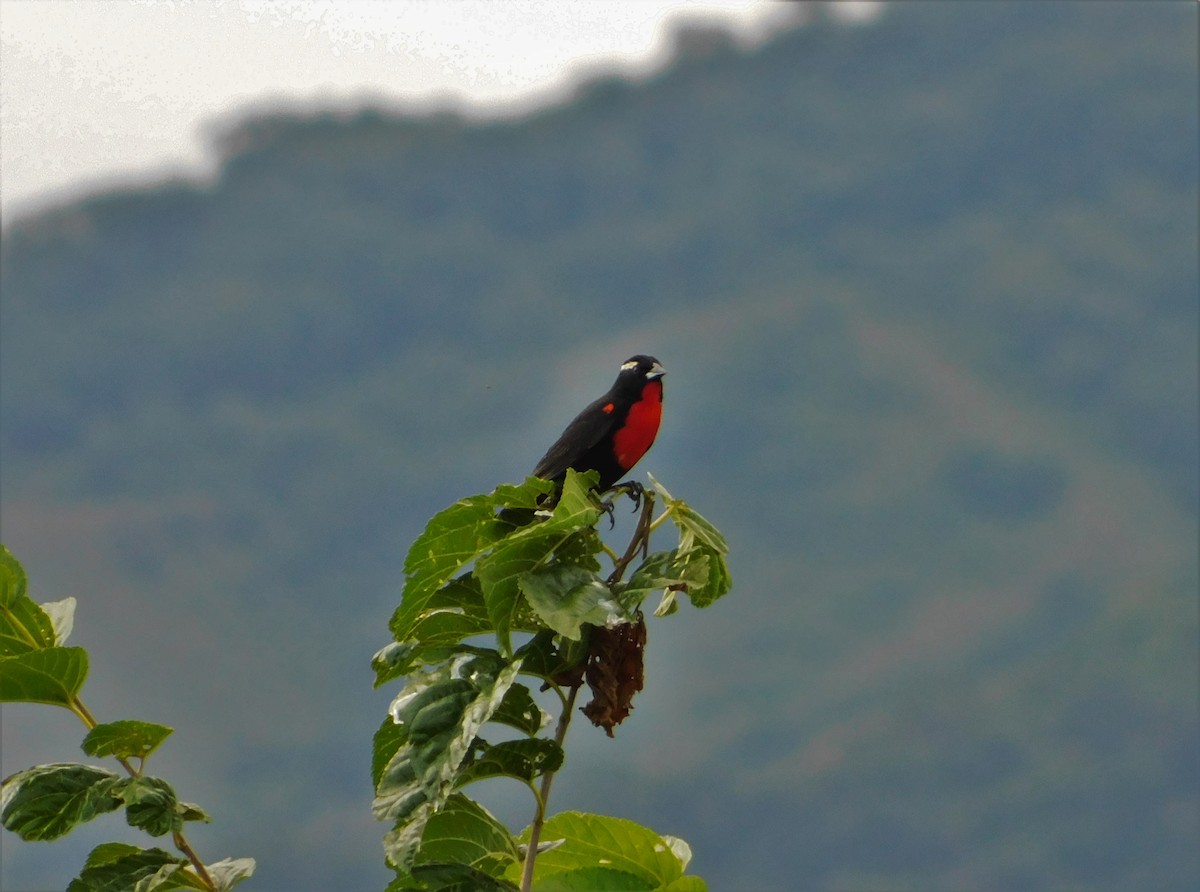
2;2;1196;890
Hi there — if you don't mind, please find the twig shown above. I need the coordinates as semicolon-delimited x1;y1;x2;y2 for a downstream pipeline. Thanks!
174;829;217;890
606;490;656;586
69;694;217;891
520;683;581;892
4;582;218;889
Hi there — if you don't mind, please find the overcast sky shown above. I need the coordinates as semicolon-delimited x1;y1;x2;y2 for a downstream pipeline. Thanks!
0;0;891;222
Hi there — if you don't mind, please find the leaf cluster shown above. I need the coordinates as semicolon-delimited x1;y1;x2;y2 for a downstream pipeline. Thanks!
372;472;730;890
0;544;255;891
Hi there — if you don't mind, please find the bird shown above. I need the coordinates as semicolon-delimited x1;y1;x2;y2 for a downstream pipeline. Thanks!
530;354;665;493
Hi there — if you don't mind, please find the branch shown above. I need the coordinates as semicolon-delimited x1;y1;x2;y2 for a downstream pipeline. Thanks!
69;694;217;891
520;683;581;892
173;829;217;891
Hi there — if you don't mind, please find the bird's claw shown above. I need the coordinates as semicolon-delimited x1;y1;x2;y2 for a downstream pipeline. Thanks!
618;480;645;512
599;481;644;526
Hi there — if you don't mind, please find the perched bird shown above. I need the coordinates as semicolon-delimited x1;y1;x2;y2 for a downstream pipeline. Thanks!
531;355;665;492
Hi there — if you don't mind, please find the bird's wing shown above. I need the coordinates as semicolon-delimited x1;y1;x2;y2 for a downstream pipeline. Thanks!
530;395;618;481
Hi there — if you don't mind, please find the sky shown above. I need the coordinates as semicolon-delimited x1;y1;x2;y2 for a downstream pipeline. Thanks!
0;0;879;222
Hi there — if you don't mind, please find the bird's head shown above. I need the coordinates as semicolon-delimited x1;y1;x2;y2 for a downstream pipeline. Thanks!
619;355;665;381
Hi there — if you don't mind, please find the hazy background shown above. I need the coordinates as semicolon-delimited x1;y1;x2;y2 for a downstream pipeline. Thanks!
2;2;1197;891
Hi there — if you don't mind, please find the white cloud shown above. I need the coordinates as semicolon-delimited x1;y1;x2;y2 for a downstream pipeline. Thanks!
0;0;800;219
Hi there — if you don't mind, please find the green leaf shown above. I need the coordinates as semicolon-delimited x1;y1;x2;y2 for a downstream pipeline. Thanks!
373;641;420;688
383;803;441;878
649;475;729;554
414;793;520;873
520;566;623;640
83;720;174;761
524;470;604;542
1;762;123;841
548;469;604;525
476;536;554;654
0;595;57;655
477;471;604;652
622;550;692;602
376;654;523;868
592;479;733;613
205;857;258;891
659;836;694;872
653;590;680;618
0;544;29;608
513;631;586;684
548;527;605;577
492;476;557;511
390;495;509;645
84;842;149;868
410;862;519;891
660;875;708;891
531;867;655;890
119;776;181;837
132;864;207;892
675;546;731;609
41;596;77;645
0;646;89;706
406;575;492;641
667;503;728;556
379;575;494;684
72;843;212;890
455;738;564;788
373;715;410;789
623;546;730;611
375;641;501;692
66;844;196;892
489;682;549;736
647;479;732;609
514;812;696;889
177;801;211;824
384;873;421;892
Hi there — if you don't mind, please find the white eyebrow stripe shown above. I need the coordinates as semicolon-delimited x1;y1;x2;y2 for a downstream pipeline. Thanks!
621;361;638;370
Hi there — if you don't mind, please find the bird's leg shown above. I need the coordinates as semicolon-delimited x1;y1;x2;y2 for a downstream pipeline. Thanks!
599;481;644;529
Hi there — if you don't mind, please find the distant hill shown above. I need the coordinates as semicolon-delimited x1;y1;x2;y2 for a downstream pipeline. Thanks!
2;3;1196;890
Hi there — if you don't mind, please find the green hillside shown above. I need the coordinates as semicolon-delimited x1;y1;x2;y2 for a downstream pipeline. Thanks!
2;3;1196;890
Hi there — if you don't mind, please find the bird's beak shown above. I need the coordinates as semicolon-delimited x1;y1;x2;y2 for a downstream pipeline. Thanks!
647;361;666;379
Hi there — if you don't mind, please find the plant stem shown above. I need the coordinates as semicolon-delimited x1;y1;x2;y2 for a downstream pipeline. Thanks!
519;486;656;890
606;492;656;586
69;696;99;729
520;682;580;892
69;694;217;891
647;505;673;533
174;829;217;890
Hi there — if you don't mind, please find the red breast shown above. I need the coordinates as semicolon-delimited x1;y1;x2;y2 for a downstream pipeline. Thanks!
613;379;663;470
